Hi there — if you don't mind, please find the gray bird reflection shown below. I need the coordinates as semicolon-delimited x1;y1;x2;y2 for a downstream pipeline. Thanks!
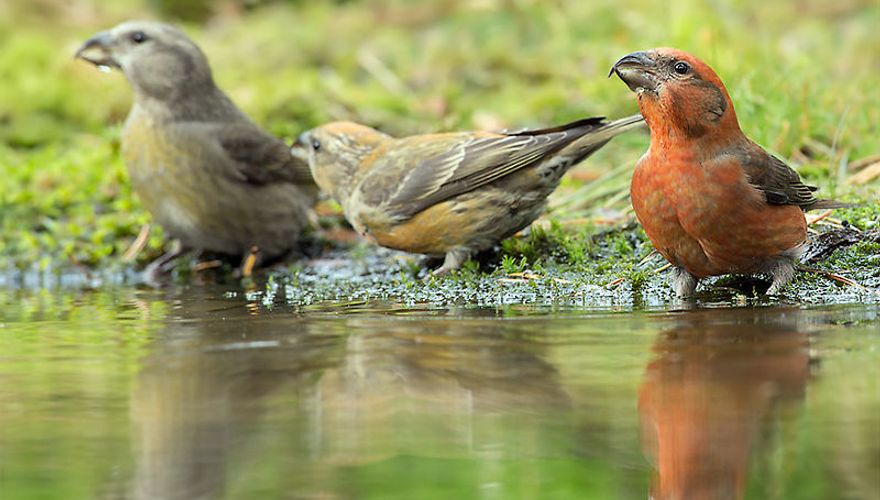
129;305;569;499
130;305;346;500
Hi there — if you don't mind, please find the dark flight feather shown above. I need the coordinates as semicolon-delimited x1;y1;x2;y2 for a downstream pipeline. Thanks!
360;117;614;218
217;124;315;186
734;144;851;211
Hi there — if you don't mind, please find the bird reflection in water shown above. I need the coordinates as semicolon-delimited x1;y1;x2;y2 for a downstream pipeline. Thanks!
130;309;348;500
129;308;569;499
638;312;811;499
312;316;571;464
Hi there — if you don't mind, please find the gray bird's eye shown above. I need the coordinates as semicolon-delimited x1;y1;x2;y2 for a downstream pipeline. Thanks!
311;139;321;152
673;61;690;75
130;31;148;44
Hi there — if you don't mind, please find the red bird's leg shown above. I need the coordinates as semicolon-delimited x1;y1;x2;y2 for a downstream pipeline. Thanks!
765;257;797;295
672;267;699;298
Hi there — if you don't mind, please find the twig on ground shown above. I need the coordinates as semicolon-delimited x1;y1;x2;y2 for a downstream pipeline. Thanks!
798;266;878;293
849;154;880;171
637;250;659;266
192;260;223;272
122;224;150;262
605;277;624;288
506;271;543;280
807;210;833;226
357;48;408;96
849;161;880;185
654;262;672;273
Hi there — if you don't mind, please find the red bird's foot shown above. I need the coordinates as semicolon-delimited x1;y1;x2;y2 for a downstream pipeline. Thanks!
764;258;797;295
672;267;699;298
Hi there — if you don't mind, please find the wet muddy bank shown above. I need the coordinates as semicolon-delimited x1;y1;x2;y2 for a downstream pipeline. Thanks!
3;221;878;310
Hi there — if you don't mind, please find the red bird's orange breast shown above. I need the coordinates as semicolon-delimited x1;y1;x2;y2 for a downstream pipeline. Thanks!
631;146;807;278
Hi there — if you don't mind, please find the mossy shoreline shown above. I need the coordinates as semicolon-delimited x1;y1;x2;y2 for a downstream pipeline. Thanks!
3;202;877;309
1;0;878;304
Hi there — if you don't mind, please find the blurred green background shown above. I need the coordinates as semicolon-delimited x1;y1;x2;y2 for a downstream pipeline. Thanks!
1;0;878;270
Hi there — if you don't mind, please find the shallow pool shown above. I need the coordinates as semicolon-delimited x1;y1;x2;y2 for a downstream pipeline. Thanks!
0;285;877;499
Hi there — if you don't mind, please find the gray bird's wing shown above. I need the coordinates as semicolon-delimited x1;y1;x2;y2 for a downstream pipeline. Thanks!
164;120;314;186
215;123;316;186
359;117;608;218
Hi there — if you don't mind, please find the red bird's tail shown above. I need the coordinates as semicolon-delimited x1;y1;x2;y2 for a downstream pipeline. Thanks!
805;199;857;211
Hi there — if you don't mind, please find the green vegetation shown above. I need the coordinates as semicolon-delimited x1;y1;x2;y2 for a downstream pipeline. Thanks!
1;0;878;289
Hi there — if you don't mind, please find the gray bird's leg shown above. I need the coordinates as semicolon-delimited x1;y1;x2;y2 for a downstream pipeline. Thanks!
143;240;188;284
236;246;263;278
765;257;797;295
431;249;471;277
671;266;699;298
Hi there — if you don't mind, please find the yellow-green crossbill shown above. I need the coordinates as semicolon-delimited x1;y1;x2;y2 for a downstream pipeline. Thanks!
295;115;644;275
75;21;317;274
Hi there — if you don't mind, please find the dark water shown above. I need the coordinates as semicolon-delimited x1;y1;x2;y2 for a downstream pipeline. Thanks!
0;286;878;499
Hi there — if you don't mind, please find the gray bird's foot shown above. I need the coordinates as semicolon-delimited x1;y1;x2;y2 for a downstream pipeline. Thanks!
143;241;188;286
426;249;471;279
671;266;699;298
235;246;263;278
765;258;797;295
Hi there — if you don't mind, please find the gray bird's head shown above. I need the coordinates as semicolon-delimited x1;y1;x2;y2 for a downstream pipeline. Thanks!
76;21;215;102
294;122;391;204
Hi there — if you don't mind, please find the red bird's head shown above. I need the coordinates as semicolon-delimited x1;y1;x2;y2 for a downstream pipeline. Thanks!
611;48;741;142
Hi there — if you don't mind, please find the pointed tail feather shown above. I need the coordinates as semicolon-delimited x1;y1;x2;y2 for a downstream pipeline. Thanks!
556;113;646;165
806;199;858;211
592;113;647;136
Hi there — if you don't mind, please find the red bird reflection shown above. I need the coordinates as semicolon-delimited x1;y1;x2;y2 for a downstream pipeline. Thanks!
639;315;810;499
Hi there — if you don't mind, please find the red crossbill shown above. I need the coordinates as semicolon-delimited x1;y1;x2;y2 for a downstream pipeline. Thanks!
75;21;317;274
295;115;644;275
611;48;846;297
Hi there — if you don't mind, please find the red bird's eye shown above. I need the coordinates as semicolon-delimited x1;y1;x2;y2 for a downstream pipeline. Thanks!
673;61;690;75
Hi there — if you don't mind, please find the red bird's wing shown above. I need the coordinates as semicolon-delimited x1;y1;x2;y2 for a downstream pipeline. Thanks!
736;145;847;211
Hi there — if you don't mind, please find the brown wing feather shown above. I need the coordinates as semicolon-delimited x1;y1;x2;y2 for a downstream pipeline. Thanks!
737;143;846;211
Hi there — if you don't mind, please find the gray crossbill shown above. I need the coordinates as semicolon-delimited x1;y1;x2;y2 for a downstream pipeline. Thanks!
295;115;644;275
611;48;847;296
75;21;317;274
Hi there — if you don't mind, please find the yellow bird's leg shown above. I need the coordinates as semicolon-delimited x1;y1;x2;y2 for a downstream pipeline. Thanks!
431;249;471;277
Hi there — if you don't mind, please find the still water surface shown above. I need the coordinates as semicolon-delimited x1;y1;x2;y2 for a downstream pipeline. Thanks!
0;286;878;499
